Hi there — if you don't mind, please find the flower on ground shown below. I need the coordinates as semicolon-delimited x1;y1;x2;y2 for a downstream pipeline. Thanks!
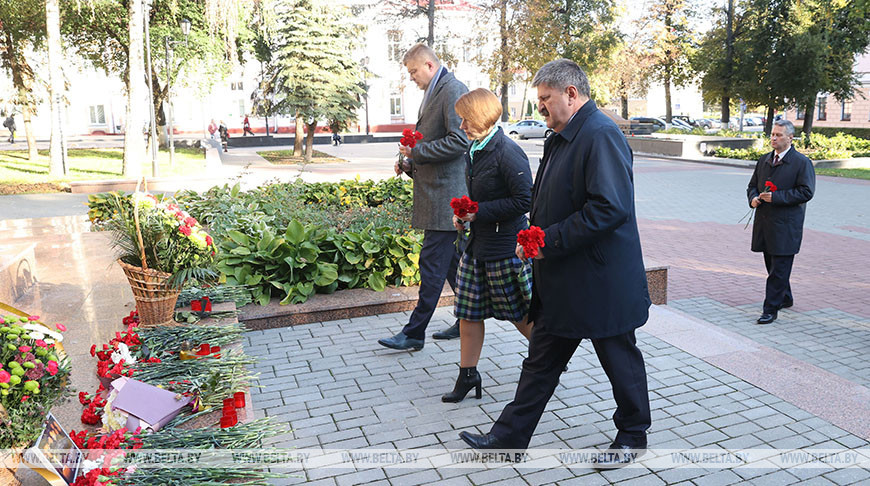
178;225;192;236
56;323;67;332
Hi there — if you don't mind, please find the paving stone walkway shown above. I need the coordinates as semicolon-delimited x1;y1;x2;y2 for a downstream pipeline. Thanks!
243;307;870;486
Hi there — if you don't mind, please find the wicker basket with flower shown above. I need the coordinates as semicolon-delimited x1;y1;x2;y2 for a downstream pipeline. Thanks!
104;187;216;327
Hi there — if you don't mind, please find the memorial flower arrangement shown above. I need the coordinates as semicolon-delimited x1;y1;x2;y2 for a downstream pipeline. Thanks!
739;180;778;229
0;314;71;449
105;192;217;287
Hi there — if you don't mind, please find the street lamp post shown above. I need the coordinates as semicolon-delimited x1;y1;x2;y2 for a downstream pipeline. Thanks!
361;57;370;136
165;18;191;166
143;0;158;177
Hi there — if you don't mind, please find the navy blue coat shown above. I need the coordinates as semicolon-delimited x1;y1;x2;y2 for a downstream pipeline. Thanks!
529;101;650;339
465;127;532;261
747;148;815;256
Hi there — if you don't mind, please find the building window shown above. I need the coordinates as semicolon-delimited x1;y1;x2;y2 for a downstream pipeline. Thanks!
510;84;516;96
238;100;245;116
462;46;471;63
817;96;826;120
387;30;402;62
510;107;516;118
841;100;852;121
89;105;106;124
477;80;483;88
796;105;805;120
390;93;402;116
231;81;244;91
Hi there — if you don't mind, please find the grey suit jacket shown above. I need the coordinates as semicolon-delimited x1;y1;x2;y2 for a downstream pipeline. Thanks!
407;70;469;231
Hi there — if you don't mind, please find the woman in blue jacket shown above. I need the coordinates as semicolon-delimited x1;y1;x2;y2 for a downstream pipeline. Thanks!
443;89;534;403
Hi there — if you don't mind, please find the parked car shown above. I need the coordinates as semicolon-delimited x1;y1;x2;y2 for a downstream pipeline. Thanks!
669;118;694;130
506;119;552;139
630;116;667;132
672;115;699;127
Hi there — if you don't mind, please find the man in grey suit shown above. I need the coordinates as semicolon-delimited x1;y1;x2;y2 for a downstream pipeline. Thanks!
378;43;469;351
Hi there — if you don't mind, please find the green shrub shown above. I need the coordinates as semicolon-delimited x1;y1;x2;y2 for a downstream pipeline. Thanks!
711;146;768;160
810;127;870;140
90;178;421;305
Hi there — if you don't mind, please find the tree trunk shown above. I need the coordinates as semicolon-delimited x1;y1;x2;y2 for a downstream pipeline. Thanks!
499;0;509;122
722;0;734;128
764;105;775;136
427;0;435;47
801;97;816;136
294;113;304;156
46;0;68;175
519;77;529;119
123;0;145;178
664;72;672;123
621;94;629;120
2;30;38;161
304;121;316;163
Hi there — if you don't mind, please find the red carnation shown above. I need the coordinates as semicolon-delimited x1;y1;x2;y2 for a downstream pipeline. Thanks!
79;391;92;406
517;226;547;259
450;195;479;218
179;225;192;236
764;180;777;192
184;216;198;226
206;235;213;246
90;344;97;357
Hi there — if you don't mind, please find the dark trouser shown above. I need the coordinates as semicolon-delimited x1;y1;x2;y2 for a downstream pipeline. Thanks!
763;252;794;314
243;127;254;136
402;230;460;340
490;327;651;450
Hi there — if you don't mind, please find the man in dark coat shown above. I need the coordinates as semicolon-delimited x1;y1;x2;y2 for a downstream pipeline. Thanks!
747;119;815;325
377;43;469;350
459;59;652;468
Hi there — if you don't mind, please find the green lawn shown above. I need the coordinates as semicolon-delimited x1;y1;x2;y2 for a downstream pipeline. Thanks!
0;147;206;194
257;149;346;165
815;167;870;180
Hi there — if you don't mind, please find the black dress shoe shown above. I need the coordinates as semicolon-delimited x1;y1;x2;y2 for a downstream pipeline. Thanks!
756;312;777;325
377;332;423;351
442;366;482;402
433;321;461;340
591;443;647;469
459;431;510;450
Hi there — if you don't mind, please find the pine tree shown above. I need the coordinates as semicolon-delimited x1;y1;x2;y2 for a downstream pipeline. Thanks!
267;0;363;162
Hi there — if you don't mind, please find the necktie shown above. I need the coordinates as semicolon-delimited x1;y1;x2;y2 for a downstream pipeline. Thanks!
772;154;779;166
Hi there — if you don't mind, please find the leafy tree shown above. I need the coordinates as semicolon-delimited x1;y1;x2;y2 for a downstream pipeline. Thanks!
380;0;436;46
694;0;743;127
606;27;654;119
646;0;697;123
266;0;363;162
791;0;870;135
64;0;240;152
0;0;44;161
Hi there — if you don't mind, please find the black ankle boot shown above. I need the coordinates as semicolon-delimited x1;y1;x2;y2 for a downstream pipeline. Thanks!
442;367;482;403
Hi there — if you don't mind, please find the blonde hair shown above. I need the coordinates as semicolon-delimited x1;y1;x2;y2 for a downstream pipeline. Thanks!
454;89;503;134
402;43;439;65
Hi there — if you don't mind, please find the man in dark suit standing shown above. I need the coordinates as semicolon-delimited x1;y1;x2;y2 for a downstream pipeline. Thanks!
748;119;815;325
378;44;469;350
458;59;652;467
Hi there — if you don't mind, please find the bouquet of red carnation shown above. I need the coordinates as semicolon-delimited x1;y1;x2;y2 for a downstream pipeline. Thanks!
401;128;424;148
739;179;777;229
450;195;479;218
517;226;546;259
397;129;424;176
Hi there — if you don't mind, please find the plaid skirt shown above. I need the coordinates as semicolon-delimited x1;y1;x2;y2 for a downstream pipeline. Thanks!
454;252;533;322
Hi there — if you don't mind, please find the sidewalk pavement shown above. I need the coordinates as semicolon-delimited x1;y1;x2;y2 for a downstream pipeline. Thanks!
243;305;869;486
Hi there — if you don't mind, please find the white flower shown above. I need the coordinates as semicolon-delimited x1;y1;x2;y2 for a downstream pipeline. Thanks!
22;323;63;343
110;342;136;365
101;389;130;432
80;459;102;474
